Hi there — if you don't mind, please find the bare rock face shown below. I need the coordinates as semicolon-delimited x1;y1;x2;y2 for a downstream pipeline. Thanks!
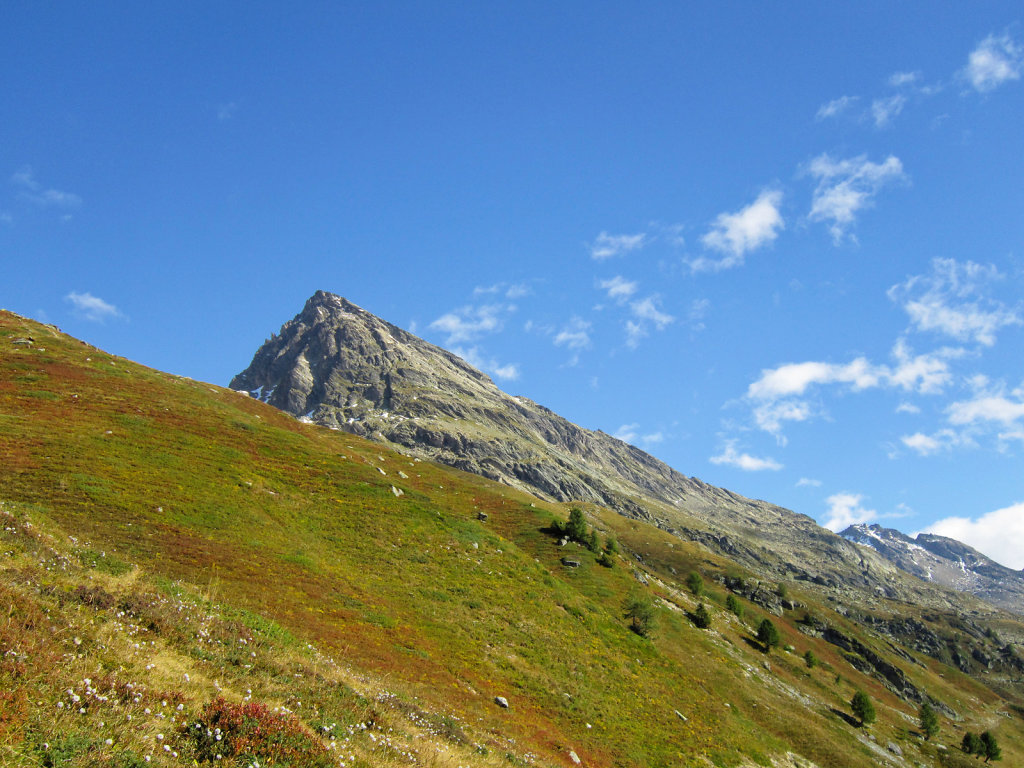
232;292;1022;620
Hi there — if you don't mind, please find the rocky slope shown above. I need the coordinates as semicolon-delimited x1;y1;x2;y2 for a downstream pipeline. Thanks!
232;291;1021;617
842;523;1024;614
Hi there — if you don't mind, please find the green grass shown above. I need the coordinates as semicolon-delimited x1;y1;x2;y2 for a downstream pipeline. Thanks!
2;309;1023;768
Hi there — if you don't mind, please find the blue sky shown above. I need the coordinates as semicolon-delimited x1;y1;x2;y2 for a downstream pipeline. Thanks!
4;4;1024;567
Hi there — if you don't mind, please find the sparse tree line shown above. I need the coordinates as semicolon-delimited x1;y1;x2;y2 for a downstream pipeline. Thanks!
554;507;618;567
961;730;1001;762
607;551;1004;759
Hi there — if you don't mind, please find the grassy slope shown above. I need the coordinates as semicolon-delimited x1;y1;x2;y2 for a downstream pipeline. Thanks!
1;310;1021;768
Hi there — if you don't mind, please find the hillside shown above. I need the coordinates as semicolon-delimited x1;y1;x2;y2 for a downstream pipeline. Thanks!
2;308;1024;768
231;292;1023;619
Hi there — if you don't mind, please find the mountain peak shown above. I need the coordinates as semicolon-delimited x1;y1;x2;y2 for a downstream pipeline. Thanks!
842;523;1024;612
233;294;952;606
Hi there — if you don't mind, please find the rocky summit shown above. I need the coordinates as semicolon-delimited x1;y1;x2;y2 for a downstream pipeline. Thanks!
233;291;1022;619
842;523;1024;614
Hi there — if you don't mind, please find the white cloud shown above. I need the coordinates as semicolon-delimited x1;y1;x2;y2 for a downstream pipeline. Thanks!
901;430;954;456
710;441;783;471
553;316;592;350
451;346;520;381
947;394;1024;427
744;343;955;440
752;399;813;440
65;291;123;322
695;189;784;270
806;154;905;243
815;95;857;120
621;296;674;348
12;166;82;209
896;402;921;415
590;231;647;260
630;296;674;329
887;340;957;394
888;258;1020;346
822;492;877;532
599;276;638;302
963;33;1023;93
796;477;822;488
923;502;1024;568
429;303;509;344
871;94;906;127
747;358;882;400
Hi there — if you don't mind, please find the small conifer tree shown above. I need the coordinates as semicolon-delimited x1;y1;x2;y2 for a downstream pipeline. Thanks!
804;649;817;668
686;571;704;596
962;732;983;756
850;690;876;727
693;602;711;629
725;593;743;619
566;508;588;543
918;701;939;741
980;731;1001;762
622;591;657;638
757;618;780;653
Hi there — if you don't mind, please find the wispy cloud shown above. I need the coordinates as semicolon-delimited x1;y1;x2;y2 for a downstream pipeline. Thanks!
900;429;970;456
796;477;822;488
624;295;674;348
429;303;511;344
613;423;664;448
598;275;638;302
693;189;784;271
630;296;674;329
590;231;647;260
888;258;1020;347
710;440;782;471
688;298;710;331
553;316;592;351
822;492;876;532
815;95;858;121
451;346;520;381
870;94;906;127
806;153;905;243
474;282;531;299
888;71;921;88
922;501;1024;569
12;166;82;209
217;101;238;121
65;291;124;322
962;32;1023;93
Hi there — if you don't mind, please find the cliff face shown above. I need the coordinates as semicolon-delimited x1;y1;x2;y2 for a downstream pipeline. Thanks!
232;291;1019;615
